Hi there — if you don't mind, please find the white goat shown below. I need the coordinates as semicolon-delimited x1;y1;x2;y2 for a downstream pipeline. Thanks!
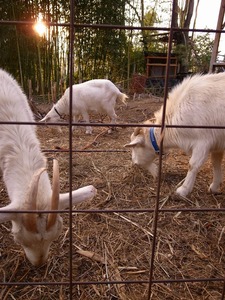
41;79;128;134
125;73;225;197
0;69;97;266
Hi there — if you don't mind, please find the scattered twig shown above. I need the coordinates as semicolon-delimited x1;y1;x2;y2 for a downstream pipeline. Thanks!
76;249;105;264
1;257;20;300
191;244;208;259
91;160;112;202
81;128;109;150
113;212;153;238
104;242;127;300
217;226;225;245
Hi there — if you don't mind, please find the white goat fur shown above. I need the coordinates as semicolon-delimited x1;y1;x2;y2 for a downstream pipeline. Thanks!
0;69;97;266
41;79;128;134
126;72;225;197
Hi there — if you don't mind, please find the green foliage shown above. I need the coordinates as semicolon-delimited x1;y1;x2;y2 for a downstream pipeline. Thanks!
0;0;130;94
173;33;214;74
173;43;190;71
189;34;214;73
143;9;162;52
126;6;162;76
74;0;128;82
0;0;215;95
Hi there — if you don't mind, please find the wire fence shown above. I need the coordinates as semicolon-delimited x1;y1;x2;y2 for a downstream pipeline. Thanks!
1;1;225;300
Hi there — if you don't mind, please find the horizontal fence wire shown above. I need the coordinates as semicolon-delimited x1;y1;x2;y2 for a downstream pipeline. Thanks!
1;19;225;34
1;0;225;299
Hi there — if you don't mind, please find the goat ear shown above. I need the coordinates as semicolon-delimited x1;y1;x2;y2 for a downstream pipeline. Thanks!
133;127;142;136
59;185;97;210
124;135;144;147
23;167;46;233
47;159;59;230
0;203;18;223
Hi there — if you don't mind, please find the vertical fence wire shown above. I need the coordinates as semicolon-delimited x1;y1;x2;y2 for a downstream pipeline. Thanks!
147;0;176;297
1;1;225;299
68;0;75;298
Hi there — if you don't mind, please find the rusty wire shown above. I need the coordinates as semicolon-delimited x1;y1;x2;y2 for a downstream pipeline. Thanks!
1;0;225;299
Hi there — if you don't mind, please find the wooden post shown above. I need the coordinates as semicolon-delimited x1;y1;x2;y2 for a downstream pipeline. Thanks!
209;0;225;72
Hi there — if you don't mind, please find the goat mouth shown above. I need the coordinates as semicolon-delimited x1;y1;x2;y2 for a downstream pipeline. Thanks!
31;257;47;267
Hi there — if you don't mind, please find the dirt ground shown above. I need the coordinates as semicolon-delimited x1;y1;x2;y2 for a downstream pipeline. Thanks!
1;95;225;300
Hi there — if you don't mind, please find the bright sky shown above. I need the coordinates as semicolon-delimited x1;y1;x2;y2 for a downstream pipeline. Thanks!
194;0;220;29
150;0;225;58
192;0;225;57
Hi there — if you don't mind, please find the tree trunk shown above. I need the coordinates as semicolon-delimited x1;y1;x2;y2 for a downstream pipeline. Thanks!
173;0;194;73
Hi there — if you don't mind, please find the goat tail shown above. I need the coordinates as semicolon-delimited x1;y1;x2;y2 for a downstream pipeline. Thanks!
117;92;128;105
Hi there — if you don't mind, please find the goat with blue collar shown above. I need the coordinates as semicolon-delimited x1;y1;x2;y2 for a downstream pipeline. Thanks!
125;72;225;197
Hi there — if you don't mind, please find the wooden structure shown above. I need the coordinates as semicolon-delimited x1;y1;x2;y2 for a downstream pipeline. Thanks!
209;0;225;72
146;53;178;79
143;52;179;95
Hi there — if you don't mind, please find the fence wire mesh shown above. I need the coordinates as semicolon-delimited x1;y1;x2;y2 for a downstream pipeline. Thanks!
1;1;225;299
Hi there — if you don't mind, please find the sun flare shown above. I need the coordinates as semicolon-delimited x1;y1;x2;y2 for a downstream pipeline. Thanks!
34;19;47;37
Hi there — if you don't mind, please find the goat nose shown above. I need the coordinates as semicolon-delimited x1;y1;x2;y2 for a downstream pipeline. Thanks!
30;254;47;267
34;258;46;267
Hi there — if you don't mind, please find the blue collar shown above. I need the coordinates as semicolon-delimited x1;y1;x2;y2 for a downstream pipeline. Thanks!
149;127;160;154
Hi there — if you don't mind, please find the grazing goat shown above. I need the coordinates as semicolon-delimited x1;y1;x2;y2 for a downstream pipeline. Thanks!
41;79;128;134
125;73;225;197
0;69;97;266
